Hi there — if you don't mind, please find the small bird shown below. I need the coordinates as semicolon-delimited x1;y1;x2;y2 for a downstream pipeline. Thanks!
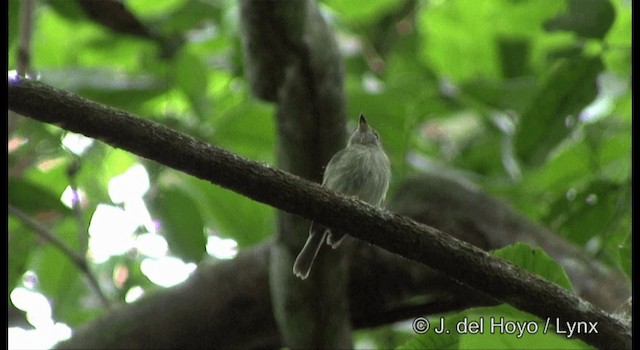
293;114;391;279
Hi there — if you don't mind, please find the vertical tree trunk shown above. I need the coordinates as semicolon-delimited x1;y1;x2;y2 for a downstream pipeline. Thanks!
239;0;351;347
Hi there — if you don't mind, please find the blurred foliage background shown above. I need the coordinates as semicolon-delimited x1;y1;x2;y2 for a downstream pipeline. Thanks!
8;0;630;348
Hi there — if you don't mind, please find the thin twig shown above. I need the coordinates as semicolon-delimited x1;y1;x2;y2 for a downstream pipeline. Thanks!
17;0;35;76
10;0;36;135
9;205;111;308
67;158;88;252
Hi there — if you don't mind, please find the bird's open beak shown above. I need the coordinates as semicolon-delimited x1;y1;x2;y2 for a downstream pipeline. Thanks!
358;113;368;132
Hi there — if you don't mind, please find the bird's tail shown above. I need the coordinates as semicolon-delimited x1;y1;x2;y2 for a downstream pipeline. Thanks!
293;222;328;279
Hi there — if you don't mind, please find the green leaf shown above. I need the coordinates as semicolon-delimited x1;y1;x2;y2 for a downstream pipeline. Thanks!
454;133;504;178
514;56;603;166
324;0;401;24
498;37;531;78
591;124;631;184
602;1;631;76
155;0;222;33
520;140;591;192
150;187;207;263
418;0;500;81
32;248;100;326
418;0;565;81
126;0;185;18
77;147;138;206
544;180;628;246
28;218;100;326
8;178;71;215
173;49;213;120
544;0;615;39
618;233;631;278
213;101;275;162
43;0;87;21
492;242;573;291
461;77;539;115
8;220;36;293
184;177;274;247
8;0;20;49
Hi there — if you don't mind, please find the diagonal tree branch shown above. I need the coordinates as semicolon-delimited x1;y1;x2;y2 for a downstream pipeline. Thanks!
45;170;628;348
48;173;627;347
8;77;631;350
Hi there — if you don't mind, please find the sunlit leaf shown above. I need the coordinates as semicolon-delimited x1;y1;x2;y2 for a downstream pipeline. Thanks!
418;0;565;81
